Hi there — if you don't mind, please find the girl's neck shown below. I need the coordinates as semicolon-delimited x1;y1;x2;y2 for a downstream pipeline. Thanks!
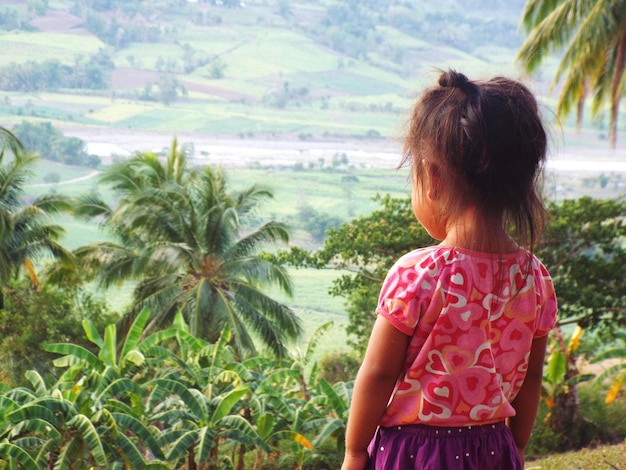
439;209;519;254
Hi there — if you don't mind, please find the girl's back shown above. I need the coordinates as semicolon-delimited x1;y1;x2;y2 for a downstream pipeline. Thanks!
377;246;556;428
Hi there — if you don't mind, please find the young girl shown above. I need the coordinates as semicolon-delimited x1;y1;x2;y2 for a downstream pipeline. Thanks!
342;70;557;470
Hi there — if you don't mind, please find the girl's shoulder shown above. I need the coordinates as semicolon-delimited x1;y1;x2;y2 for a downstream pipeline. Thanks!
393;245;548;276
395;244;526;263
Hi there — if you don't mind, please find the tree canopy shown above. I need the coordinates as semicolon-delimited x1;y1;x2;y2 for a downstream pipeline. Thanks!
12;121;101;168
60;140;302;358
0;127;73;307
517;0;626;146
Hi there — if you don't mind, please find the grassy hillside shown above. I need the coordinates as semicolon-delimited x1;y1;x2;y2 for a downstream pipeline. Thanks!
0;0;533;140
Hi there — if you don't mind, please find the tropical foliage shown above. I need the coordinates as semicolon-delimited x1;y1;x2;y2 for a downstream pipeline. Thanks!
12;121;101;168
0;279;115;386
537;197;626;333
0;126;72;308
592;331;626;404
278;194;434;354
61;140;301;358
2;126;626;464
517;0;626;146
0;309;347;469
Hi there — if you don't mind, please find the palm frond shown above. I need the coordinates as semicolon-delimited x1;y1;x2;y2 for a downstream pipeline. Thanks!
225;256;293;296
517;0;591;72
555;1;623;80
66;414;108;466
229;287;300;358
0;442;38;470
0;126;25;156
213;288;258;356
232;282;301;337
227;221;290;259
73;192;113;220
234;184;275;217
520;0;569;31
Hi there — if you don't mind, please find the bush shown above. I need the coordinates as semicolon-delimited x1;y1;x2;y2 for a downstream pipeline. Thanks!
578;382;626;442
0;280;117;386
317;351;360;384
525;381;626;459
526;401;561;459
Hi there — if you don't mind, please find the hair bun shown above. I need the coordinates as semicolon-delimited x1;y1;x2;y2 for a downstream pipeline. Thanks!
439;70;474;93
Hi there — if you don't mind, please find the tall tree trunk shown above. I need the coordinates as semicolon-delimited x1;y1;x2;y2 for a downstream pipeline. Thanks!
609;31;626;148
208;443;219;470
188;448;197;470
575;80;587;134
254;448;263;470
235;444;246;470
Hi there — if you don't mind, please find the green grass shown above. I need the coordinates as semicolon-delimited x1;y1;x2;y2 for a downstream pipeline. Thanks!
269;268;348;315
26;175;99;199
29;160;94;183
115;43;184;69
22;162;402;361
0;0;559;144
274;268;353;363
178;25;244;54
0;32;104;65
376;25;432;49
0;1;524;140
100;96;403;135
526;441;626;469
227;166;409;221
226;28;339;76
51;214;110;251
86;102;159;123
23;163;409;250
291;307;351;360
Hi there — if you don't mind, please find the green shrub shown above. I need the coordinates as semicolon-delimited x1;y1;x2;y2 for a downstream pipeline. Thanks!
317;351;360;384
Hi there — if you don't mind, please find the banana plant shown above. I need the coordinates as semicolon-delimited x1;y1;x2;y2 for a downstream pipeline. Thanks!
26;308;170;468
134;317;266;469
233;323;339;469
223;354;314;469
542;325;594;414
288;321;334;400
309;379;352;453
539;325;597;451
0;370;111;469
591;332;626;403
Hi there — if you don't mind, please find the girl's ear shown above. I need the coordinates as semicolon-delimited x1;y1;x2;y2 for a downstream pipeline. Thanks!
424;161;441;200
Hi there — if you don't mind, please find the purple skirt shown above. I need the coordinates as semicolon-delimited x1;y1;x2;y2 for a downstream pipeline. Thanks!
367;421;522;469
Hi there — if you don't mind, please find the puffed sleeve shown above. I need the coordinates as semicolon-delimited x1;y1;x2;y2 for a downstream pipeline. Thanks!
533;260;558;338
376;249;435;336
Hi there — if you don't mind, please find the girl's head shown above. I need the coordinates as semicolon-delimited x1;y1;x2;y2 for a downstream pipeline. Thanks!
401;69;548;249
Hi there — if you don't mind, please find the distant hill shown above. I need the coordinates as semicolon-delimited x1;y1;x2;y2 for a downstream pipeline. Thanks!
0;0;545;142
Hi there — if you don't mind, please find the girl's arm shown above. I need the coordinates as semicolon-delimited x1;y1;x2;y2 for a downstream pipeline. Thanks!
508;334;549;466
342;315;410;470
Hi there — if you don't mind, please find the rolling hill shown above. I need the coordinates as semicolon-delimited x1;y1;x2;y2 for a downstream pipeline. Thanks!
0;0;535;143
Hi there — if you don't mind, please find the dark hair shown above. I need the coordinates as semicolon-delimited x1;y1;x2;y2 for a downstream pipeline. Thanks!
400;69;548;249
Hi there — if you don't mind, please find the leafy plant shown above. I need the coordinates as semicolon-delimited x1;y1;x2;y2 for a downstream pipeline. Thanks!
65;139;301;358
591;332;626;404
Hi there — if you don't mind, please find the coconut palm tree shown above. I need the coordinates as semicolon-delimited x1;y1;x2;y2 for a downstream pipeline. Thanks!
517;0;626;147
70;140;301;358
0;126;73;308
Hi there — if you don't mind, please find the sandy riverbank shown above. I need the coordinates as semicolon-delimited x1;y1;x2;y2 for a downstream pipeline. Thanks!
66;126;626;170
